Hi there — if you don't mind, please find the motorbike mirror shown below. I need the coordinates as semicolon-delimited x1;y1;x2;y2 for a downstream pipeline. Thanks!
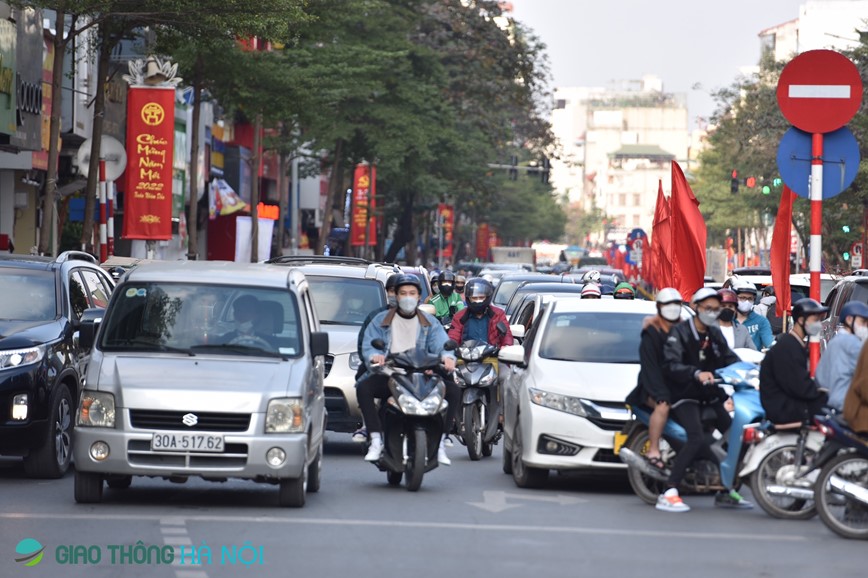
443;339;458;351
371;338;387;351
496;321;508;335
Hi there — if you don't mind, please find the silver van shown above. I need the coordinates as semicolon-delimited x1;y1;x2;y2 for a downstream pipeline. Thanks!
73;261;328;507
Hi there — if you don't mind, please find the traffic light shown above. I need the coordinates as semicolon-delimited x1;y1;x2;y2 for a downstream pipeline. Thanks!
730;169;739;194
844;251;851;261
762;185;771;195
745;176;757;188
773;177;783;189
843;225;851;233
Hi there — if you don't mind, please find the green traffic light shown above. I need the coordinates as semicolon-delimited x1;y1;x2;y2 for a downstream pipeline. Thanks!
773;177;782;188
843;225;851;233
844;251;851;261
762;185;770;194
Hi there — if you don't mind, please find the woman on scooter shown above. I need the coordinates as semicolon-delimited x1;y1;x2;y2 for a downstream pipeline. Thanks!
659;288;752;512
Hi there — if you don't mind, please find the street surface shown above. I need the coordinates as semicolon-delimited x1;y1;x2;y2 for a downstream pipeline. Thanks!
0;435;863;578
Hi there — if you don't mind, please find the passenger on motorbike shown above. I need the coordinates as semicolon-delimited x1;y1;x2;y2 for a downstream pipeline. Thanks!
816;300;868;411
351;274;399;443
358;274;458;465
717;288;757;350
614;282;636;300
844;334;868;434
424;271;440;304
732;281;774;350
455;275;467;303
626;287;683;474
660;287;751;512
759;298;829;424
429;270;465;322
581;283;602;299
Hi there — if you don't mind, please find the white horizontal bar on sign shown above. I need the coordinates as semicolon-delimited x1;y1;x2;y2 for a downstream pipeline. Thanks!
788;85;851;99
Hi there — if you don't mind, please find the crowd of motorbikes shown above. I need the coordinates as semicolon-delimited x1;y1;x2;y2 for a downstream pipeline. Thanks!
618;350;868;541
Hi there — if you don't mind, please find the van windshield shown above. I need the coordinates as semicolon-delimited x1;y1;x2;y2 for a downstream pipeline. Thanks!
100;283;302;358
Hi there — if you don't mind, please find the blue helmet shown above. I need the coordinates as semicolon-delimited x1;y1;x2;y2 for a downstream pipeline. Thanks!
839;301;868;325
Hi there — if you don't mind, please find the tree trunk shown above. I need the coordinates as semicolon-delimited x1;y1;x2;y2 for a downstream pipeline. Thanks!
40;9;67;256
187;55;203;260
317;138;343;254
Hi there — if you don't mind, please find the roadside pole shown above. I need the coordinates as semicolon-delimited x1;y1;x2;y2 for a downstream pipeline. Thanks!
809;133;823;374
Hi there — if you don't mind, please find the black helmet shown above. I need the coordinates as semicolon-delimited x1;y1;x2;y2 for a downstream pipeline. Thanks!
761;285;775;297
393;274;422;294
465;278;494;314
385;274;398;291
438;270;455;296
791;298;828;321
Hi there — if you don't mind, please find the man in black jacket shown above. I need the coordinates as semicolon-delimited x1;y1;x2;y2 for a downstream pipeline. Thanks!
760;298;829;423
658;288;749;512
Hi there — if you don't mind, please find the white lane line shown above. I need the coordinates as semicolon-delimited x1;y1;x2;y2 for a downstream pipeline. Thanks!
161;527;189;535
175;572;209;578
2;512;807;543
159;518;204;575
788;84;851;99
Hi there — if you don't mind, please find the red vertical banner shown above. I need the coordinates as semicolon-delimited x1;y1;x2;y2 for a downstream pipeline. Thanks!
123;87;175;239
476;224;490;259
438;203;455;258
350;164;376;246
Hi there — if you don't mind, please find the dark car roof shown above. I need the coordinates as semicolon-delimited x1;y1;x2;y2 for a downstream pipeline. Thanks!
505;282;585;315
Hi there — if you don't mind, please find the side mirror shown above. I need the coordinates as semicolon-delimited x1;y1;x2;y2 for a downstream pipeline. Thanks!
310;331;329;357
509;324;526;340
78;308;104;350
443;339;458;351
498;344;526;366
371;338;387;351
418;303;436;316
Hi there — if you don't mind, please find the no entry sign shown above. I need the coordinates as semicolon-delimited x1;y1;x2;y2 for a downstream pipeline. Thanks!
776;49;863;134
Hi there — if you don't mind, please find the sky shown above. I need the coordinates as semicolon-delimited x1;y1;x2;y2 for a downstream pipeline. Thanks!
510;0;807;127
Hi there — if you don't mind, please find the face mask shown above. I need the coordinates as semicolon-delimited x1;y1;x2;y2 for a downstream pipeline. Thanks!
439;284;454;296
387;296;397;307
468;300;487;314
804;320;823;337
856;325;868;342
398;296;418;315
455;285;465;293
719;308;735;323
737;300;753;314
659;304;681;322
698;310;720;327
236;320;254;334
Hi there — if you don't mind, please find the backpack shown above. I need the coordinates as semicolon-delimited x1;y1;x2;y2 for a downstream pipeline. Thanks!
766;303;784;335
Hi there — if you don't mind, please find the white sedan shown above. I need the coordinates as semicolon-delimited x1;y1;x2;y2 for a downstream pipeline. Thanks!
498;297;657;488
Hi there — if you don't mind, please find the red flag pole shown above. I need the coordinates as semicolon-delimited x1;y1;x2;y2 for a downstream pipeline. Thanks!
99;159;107;262
809;133;823;375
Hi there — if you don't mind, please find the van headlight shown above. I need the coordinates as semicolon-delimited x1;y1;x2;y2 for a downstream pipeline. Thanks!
529;388;587;417
266;398;305;433
0;345;45;370
77;391;116;427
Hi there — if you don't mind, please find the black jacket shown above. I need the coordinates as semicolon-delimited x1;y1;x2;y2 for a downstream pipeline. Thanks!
663;319;740;402
627;316;672;407
759;333;828;423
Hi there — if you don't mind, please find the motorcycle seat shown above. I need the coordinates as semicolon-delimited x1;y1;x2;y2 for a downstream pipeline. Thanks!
773;421;803;431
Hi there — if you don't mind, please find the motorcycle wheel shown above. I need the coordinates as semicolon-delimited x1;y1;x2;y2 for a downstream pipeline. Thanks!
624;429;669;506
463;403;484;461
815;453;868;540
749;445;816;520
405;429;426;492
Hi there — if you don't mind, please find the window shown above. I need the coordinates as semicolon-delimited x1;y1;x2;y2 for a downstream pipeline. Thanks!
305;276;385;326
539;312;646;363
69;272;89;321
79;269;112;308
619;194;626;206
0;270;56;321
633;194;641;206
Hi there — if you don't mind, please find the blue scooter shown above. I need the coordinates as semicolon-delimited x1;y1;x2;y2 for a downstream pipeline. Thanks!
618;361;764;505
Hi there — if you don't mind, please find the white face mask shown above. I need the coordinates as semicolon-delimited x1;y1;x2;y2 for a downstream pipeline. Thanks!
804;320;823;337
387;296;397;307
737;300;753;314
659;304;681;322
856;325;868;342
398;296;418;315
698;310;720;327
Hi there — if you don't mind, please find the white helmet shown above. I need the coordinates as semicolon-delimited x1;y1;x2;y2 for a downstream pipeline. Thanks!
655;287;683;305
582;270;601;283
581;283;602;298
691;287;722;305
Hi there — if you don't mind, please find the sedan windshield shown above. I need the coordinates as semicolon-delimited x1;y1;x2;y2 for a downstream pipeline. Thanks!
538;311;645;363
306;276;385;326
100;283;302;357
0;270;56;321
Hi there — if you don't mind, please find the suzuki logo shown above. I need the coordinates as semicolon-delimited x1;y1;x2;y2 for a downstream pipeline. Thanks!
182;413;198;427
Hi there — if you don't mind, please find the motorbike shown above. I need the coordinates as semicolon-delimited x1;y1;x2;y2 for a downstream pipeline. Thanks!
454;340;501;460
366;338;453;491
618;361;765;506
809;414;868;540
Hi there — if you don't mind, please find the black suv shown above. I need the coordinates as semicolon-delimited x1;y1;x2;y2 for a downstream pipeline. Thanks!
0;251;114;478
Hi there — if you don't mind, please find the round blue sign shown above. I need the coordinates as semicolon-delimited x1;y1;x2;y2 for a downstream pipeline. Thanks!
777;126;860;199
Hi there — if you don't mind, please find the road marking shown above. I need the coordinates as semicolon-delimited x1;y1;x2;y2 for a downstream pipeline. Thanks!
1;512;807;543
159;518;204;575
468;490;587;513
788;85;851;99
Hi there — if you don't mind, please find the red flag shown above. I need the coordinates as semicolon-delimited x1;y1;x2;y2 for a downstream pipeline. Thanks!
771;186;796;317
670;161;707;300
651;180;672;289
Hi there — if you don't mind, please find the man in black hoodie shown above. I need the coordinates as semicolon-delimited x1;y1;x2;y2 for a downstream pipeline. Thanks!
659;288;749;512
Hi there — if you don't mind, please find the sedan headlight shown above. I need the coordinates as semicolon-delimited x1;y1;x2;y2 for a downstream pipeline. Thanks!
529;388;587;417
266;398;305;433
0;345;45;370
77;391;116;427
396;385;445;416
348;352;362;370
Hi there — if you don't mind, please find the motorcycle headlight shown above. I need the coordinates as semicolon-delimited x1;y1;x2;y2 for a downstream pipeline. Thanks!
266;398;304;433
529;388;586;417
348;352;362;370
0;345;46;370
77;391;116;427
479;370;497;386
396;385;444;416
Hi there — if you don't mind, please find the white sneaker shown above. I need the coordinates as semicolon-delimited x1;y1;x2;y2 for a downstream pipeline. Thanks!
365;437;383;462
437;444;451;466
443;435;454;448
655;492;690;513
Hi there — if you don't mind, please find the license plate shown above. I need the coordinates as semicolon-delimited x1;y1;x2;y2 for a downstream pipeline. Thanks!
151;433;224;452
612;432;628;455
